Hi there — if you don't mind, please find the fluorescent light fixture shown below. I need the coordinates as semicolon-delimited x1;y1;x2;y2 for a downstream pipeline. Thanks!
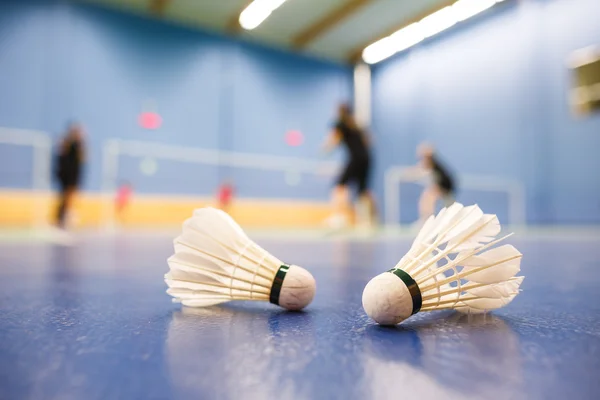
362;0;509;64
389;23;425;52
363;37;397;65
239;0;287;31
453;0;496;22
363;23;424;64
419;6;457;38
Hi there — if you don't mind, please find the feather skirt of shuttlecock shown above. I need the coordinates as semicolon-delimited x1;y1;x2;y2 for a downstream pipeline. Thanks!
165;208;284;307
394;203;524;314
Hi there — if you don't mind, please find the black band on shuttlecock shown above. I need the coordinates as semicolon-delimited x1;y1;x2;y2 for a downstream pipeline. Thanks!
388;268;422;315
269;264;290;305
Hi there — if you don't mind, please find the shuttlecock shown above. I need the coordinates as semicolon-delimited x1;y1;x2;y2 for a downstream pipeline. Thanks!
165;207;316;311
362;203;524;325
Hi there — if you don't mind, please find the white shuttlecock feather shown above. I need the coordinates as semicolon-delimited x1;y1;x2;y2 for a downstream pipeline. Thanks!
362;203;524;325
165;208;316;311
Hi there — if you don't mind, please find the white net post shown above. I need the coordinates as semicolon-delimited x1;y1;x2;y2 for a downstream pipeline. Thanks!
31;134;52;228
508;181;526;227
101;139;121;230
384;167;402;226
354;63;372;129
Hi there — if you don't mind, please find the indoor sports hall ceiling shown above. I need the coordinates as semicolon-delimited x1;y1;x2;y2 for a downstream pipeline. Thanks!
81;0;453;63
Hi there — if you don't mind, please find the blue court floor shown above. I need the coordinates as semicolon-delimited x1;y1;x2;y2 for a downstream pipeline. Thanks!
1;229;599;400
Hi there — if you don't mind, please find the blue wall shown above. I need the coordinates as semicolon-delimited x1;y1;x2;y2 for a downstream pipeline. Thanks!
0;0;351;199
371;0;600;224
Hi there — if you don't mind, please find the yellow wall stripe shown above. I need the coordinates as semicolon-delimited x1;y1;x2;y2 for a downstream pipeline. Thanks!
0;190;334;228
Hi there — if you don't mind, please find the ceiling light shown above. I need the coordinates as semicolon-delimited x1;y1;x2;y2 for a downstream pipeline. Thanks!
362;0;509;64
453;0;496;22
389;23;425;52
419;6;458;38
239;0;287;31
363;37;397;65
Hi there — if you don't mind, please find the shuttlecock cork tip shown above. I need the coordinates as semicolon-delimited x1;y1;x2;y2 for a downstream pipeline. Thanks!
362;271;421;325
270;265;316;311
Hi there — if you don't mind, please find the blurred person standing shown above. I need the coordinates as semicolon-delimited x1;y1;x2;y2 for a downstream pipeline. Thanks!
54;122;86;230
322;103;377;230
405;143;456;227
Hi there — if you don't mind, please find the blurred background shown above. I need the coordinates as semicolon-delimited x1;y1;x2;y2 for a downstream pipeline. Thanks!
0;0;599;233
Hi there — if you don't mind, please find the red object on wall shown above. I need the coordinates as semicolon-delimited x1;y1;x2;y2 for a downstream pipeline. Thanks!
139;112;162;130
217;182;234;212
115;183;133;211
285;130;304;147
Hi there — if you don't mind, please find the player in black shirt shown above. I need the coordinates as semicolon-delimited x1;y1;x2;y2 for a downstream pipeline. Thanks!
54;123;86;229
322;104;376;229
416;143;456;223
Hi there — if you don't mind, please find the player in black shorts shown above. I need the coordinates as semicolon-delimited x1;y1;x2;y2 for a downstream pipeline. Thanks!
322;104;376;229
54;122;86;229
416;143;456;223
